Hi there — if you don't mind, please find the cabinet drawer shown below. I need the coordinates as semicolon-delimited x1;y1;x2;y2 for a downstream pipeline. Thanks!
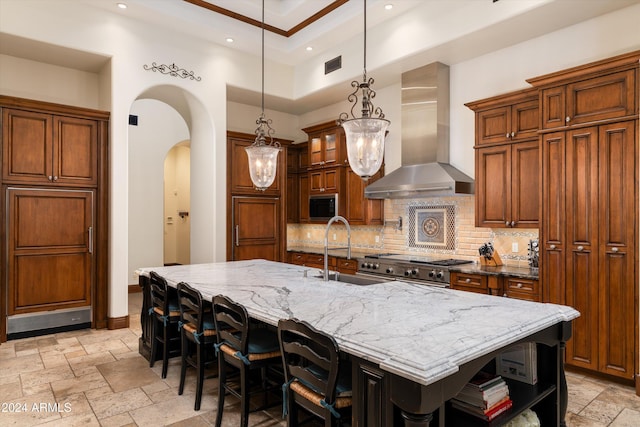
336;258;357;274
504;277;540;301
450;273;487;292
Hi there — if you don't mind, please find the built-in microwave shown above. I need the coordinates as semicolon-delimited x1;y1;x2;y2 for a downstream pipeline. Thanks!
309;194;338;221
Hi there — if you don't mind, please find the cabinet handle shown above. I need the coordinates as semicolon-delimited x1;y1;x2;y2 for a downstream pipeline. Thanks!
549;244;556;250
506;133;510;138
510;220;516;227
88;226;93;254
612;247;619;252
577;245;584;251
505;221;510;227
53;176;58;181
510;132;515;138
503;293;508;297
235;225;239;246
516;282;523;288
565;116;571;123
464;278;471;283
48;176;53;181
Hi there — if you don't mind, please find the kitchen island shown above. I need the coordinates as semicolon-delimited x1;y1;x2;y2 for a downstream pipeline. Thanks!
137;259;579;426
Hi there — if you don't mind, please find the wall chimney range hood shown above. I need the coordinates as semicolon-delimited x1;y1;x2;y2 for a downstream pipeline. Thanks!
364;62;474;199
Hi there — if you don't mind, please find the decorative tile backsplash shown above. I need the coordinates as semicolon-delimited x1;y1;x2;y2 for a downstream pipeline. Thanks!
287;195;538;266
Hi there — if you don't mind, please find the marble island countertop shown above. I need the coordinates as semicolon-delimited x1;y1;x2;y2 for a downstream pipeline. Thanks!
137;259;578;387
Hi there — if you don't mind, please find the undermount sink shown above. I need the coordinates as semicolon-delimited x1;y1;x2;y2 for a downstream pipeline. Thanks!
312;273;384;286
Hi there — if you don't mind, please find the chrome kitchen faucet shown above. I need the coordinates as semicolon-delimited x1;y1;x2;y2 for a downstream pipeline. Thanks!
323;215;351;281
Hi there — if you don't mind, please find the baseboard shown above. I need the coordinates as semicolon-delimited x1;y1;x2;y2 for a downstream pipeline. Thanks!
128;284;141;293
636;374;640;396
107;315;129;330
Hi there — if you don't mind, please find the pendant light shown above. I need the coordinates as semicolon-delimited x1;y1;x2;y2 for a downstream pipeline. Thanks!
245;0;281;191
338;0;389;180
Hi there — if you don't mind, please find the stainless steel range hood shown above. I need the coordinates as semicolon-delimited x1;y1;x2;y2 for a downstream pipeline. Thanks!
365;62;474;199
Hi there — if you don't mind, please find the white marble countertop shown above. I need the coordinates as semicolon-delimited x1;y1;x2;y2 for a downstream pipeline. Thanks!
137;260;579;387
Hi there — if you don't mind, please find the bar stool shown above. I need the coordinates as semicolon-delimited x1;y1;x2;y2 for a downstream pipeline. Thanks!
212;294;282;427
176;282;218;411
148;271;181;379
278;318;352;426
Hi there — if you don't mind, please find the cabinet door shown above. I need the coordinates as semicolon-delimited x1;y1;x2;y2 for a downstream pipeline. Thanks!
504;277;540;302
475;145;510;227
286;172;299;223
541;132;565;304
511;100;539;140
309;134;323;167
541;86;566;130
511;140;540;227
567;70;636;127
476;106;510;145
309;170;324;193
323;130;338;166
345;168;384;225
231;196;280;261
597;121;635;379
565;126;599;371
53;116;98;186
2;108;53;184
323;168;339;193
7;188;93;315
450;272;488;294
228;138;282;194
299;174;309;222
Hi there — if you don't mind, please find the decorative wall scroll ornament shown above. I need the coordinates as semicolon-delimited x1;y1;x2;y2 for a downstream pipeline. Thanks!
143;62;202;81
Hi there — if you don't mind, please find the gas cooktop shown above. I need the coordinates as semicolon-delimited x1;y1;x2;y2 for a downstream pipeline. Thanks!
363;254;473;267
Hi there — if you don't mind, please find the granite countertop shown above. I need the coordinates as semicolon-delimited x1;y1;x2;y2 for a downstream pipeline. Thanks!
137;260;577;387
449;263;539;280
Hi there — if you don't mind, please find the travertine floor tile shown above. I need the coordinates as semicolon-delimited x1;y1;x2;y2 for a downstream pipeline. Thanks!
33;412;100;426
97;355;163;393
0;353;44;378
129;393;216;427
0;389;65;426
0;375;23;401
88;387;152;419
97;411;137;427
50;371;108;399
610;408;640;426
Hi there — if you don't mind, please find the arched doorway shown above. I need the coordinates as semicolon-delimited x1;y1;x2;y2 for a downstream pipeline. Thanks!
164;141;191;265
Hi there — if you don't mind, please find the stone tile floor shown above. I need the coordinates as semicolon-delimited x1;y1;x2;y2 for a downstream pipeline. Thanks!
0;292;638;426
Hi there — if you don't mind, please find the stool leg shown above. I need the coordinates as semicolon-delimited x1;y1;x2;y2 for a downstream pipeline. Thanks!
215;357;226;427
161;323;169;379
240;365;249;427
149;317;158;368
178;334;188;395
194;342;204;411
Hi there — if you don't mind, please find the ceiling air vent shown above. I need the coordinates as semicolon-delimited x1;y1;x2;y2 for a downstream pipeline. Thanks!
325;56;342;75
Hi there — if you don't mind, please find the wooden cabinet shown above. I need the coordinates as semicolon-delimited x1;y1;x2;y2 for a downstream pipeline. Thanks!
288;251;356;274
286;143;308;223
468;89;540;229
0;96;110;341
450;272;488;294
2;108;99;187
475;140;539;228
470;92;539;145
298;173;309;223
309;166;342;194
345;167;384;225
538;69;636;130
304;122;346;168
503;277;540;302
227;131;291;262
532;51;639;381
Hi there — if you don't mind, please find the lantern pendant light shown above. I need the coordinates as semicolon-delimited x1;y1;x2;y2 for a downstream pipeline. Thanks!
245;0;281;191
338;0;390;180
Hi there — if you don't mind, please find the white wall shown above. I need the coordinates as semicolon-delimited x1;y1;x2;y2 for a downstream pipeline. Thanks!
128;99;189;283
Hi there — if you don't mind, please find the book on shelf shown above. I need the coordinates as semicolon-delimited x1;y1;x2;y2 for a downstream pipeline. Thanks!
464;370;505;391
452;397;514;421
455;382;509;408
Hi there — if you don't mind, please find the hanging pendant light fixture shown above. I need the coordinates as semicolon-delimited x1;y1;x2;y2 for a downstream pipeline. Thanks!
245;0;281;191
338;0;390;180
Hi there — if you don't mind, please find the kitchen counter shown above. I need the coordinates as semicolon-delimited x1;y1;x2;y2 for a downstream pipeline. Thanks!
449;262;539;280
137;259;577;426
287;245;372;259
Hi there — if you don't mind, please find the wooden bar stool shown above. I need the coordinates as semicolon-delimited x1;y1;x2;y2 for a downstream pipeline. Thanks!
278;318;352;426
177;282;218;411
148;271;181;379
212;294;283;427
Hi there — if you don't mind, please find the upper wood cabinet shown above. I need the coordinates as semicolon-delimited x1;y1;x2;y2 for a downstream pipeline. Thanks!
303;121;347;168
466;88;539;146
345;167;384;225
309;166;342;195
468;88;540;228
287;143;308;223
2;108;99;187
528;52;638;131
227;131;290;195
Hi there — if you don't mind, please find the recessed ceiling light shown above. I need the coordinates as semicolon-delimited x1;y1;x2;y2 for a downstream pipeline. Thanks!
225;37;234;43
306;46;313;51
384;4;393;10
117;2;127;9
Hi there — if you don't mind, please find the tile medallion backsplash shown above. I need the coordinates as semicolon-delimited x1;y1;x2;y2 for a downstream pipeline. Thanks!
287;195;538;267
